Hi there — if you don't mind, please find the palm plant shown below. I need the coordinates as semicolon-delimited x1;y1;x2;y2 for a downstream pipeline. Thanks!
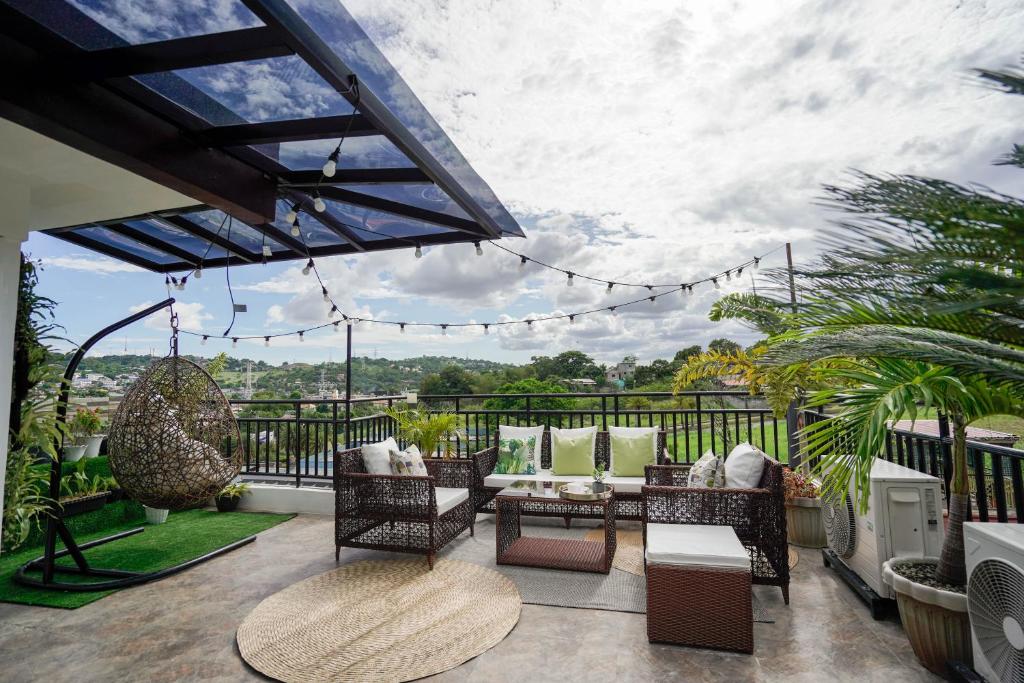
384;407;464;458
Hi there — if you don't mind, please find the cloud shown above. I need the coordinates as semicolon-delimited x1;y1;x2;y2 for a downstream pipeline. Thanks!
130;300;213;332
41;254;143;275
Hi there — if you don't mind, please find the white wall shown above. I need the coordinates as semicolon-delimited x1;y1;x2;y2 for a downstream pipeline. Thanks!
0;179;30;556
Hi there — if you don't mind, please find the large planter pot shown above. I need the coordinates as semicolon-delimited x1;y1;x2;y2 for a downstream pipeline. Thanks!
60;491;111;517
882;558;971;676
786;496;826;548
215;496;240;512
84;434;105;458
63;444;87;462
144;506;170;525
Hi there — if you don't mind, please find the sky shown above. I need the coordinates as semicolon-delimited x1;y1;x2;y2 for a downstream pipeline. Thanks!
25;0;1024;366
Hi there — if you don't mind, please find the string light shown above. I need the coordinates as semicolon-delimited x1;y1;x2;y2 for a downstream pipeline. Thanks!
726;270;732;281
302;259;313;276
519;255;528;269
609;306;618;316
441;324;448;336
649;296;656;304
299;331;304;342
414;245;422;259
262;245;273;258
566;272;574;287
322;286;329;302
753;257;760;270
264;336;270;347
176;276;186;291
333;321;341;333
400;323;406;334
483;324;490;335
285;203;299;225
323;147;340;177
712;277;720;289
606;282;613;295
232;338;238;348
329;305;337;318
201;335;208;346
569;314;575;325
194;267;202;280
290;217;301;238
313;195;326;213
474;241;483;256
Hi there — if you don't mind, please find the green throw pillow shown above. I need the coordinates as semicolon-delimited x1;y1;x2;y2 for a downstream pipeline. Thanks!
551;432;594;475
610;433;655;477
496;436;537;475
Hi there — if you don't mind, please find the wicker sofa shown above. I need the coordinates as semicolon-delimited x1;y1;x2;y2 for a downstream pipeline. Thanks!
473;429;669;521
642;456;790;603
333;447;476;568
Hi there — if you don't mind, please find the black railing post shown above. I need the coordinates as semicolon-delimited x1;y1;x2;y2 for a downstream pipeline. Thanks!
525;395;531;424
332;400;339;456
601;395;608;430
613;394;620;428
294;401;302;488
695;394;703;455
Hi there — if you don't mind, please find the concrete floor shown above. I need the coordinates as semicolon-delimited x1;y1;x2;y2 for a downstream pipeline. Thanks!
0;514;939;683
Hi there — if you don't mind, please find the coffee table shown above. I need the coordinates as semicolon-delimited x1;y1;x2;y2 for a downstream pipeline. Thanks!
494;480;616;574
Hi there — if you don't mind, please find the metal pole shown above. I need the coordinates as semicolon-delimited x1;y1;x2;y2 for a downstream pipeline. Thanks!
344;322;352;449
785;242;797;313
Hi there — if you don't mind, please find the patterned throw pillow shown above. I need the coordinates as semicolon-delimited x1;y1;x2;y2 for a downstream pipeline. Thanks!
687;449;725;488
388;444;428;476
496;436;538;475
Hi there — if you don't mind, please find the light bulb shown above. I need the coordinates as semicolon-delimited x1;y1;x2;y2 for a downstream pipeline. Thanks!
688;285;694;295
737;267;743;277
483;324;490;335
313;196;326;213
606;282;613;295
566;272;574;287
201;335;208;346
302;259;313;276
649;296;656;304
569;315;575;325
176;279;185;291
680;285;686;296
414;245;422;259
322;158;336;177
333;321;340;333
299;331;304;342
526;320;533;331
713;277;720;289
519;255;527;269
285;209;297;224
262;245;273;258
609;307;617;316
322;287;329;302
400;323;406;334
194;268;202;280
329;305;337;318
441;325;448;336
474;241;483;256
232;338;238;348
264;337;270;347
726;270;732;281
290;220;300;238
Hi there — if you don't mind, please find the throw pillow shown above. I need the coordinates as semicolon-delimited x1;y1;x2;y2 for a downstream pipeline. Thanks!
725;442;767;489
550;425;597;475
687;449;725;488
496;424;544;474
609;428;657;477
388;444;428;476
361;437;398;475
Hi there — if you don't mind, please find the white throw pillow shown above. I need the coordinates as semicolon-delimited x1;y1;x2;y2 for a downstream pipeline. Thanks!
687;449;725;488
725;443;767;489
389;444;428;476
361;437;398;475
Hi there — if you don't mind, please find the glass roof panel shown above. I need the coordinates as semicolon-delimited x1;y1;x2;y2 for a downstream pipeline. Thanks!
7;0;261;50
145;56;351;124
324;200;457;242
178;210;287;253
336;184;472;221
122;220;208;257
76;226;181;264
270;201;346;249
288;0;524;238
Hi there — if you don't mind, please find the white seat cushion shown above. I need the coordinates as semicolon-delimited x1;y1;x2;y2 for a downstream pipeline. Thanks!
645;524;749;569
725;443;766;489
484;470;646;494
435;487;470;516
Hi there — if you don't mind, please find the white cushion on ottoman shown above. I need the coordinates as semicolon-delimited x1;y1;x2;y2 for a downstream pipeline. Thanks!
645;524;749;569
435;487;470;515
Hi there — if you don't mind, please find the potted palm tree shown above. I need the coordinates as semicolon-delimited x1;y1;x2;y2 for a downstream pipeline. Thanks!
384;407;464;458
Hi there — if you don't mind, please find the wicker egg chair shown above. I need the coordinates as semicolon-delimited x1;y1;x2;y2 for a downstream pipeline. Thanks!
108;356;242;510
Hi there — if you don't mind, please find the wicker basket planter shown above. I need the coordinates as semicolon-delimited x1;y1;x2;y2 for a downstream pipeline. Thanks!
882;558;971;676
785;497;826;548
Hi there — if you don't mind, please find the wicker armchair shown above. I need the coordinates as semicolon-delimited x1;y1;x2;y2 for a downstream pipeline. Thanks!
333;448;476;568
643;456;790;603
472;429;669;521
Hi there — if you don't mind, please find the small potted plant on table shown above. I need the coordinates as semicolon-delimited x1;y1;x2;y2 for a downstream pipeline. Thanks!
592;465;607;494
215;482;251;512
783;468;825;548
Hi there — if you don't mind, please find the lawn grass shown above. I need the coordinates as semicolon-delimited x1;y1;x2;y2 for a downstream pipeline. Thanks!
667;420;790;463
0;509;293;609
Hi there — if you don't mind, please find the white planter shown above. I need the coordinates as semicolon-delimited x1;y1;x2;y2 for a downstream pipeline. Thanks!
785;496;826;548
63;444;87;462
144;506;170;525
882;558;971;675
84;434;105;458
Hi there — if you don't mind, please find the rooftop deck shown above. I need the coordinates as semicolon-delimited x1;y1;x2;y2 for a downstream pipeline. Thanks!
0;514;939;682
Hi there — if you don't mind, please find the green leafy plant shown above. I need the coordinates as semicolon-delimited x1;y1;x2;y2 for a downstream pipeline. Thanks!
68;407;102;443
59;459;118;501
593;464;607;482
384;407;464;458
217;482;252;500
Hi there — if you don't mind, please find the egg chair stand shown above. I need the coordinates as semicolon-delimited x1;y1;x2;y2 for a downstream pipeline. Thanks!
14;299;256;592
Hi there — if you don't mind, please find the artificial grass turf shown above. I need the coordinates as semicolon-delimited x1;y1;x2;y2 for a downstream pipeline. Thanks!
0;509;293;609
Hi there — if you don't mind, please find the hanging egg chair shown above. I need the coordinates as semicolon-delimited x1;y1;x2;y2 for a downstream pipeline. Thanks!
108;356;242;510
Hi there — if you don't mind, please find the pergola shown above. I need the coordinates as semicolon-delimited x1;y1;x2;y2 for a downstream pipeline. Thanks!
0;0;523;273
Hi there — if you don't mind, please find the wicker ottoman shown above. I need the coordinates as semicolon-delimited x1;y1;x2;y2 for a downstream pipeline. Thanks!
645;524;753;654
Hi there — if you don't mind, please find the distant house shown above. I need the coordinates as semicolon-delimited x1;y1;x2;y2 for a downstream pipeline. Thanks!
605;361;636;383
561;378;597;391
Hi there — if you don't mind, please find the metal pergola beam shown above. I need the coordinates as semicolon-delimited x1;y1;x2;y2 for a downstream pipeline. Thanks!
317;186;486;237
157;215;259;263
202;114;377;146
63;27;294;80
240;0;504;239
278;168;431;187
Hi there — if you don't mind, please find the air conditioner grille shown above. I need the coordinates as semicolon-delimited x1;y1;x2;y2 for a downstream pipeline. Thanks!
823;493;856;558
969;558;1024;683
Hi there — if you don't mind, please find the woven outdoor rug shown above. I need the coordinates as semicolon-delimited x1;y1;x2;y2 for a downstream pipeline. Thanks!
237;558;520;683
357;518;776;623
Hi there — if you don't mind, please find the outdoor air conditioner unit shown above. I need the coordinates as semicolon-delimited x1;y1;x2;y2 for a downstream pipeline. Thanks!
823;458;945;612
965;522;1024;683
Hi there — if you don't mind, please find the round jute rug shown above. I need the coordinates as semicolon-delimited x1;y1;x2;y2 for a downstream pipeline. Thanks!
237;558;521;683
